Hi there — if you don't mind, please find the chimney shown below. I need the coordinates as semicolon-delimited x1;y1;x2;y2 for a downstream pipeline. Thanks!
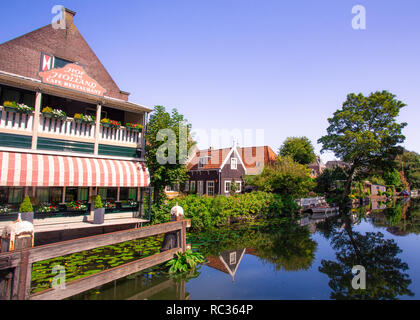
63;8;76;27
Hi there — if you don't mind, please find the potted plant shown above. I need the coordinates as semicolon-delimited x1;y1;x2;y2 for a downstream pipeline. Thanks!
101;118;121;128
19;195;34;223
3;101;19;113
52;108;67;120
93;195;105;224
41;106;54;118
17;104;34;114
125;123;143;132
74;113;84;123
42;107;66;120
75;113;95;124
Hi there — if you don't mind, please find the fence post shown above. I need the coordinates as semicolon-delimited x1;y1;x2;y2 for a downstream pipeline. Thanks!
1;215;34;300
161;203;184;252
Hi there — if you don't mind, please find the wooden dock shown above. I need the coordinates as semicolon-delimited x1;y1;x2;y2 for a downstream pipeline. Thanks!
0;219;190;300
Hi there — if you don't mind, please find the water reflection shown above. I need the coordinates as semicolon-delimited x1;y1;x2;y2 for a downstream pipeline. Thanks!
194;219;318;273
319;202;415;300
58;199;420;299
69;270;193;300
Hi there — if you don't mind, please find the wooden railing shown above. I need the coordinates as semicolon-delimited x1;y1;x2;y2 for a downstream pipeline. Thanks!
100;125;142;145
0;219;190;300
0;107;143;149
39;115;96;139
0;109;33;133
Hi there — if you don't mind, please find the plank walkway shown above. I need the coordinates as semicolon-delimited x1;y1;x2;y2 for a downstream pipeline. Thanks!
33;217;148;233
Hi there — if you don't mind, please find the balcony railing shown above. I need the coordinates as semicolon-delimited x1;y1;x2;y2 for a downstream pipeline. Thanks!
0;107;143;155
0;108;33;133
39;115;96;139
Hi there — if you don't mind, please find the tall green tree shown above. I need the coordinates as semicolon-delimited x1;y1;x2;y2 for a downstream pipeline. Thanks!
279;137;316;165
146;106;195;203
318;91;407;202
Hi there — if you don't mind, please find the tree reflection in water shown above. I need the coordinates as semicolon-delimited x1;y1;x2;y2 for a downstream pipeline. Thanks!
319;210;414;300
193;219;317;273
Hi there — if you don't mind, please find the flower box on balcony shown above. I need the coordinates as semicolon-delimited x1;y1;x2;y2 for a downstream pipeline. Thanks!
74;113;95;125
3;106;17;113
42;112;54;118
42;107;67;120
3;101;18;113
3;101;33;114
101;118;121;129
126;123;143;132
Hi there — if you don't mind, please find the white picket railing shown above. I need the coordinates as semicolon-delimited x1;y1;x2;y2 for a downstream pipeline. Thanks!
38;115;96;140
0;107;142;147
99;125;142;145
0;108;34;133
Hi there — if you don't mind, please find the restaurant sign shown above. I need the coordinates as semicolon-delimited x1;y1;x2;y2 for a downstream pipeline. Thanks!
39;63;107;97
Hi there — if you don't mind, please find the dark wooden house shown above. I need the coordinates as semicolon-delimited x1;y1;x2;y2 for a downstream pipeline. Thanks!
186;146;247;196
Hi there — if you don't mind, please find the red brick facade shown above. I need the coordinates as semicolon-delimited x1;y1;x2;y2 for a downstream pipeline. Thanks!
0;9;129;101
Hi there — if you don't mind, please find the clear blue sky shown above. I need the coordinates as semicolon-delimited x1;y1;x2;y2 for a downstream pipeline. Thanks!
1;0;419;161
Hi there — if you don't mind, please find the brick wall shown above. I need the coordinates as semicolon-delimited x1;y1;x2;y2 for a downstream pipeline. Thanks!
0;10;129;101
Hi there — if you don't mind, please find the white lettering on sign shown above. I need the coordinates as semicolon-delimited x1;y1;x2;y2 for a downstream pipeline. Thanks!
39;64;106;97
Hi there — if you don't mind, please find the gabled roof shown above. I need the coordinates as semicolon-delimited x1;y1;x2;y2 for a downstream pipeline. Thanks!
0;8;129;102
206;249;246;282
187;146;246;172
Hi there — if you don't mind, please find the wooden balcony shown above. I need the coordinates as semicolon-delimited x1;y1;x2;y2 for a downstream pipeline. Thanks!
0;107;144;158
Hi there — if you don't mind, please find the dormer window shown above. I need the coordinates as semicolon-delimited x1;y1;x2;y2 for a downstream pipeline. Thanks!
231;158;238;170
198;156;210;169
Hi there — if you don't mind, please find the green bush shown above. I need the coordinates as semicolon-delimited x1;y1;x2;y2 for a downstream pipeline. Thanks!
19;196;34;213
151;191;299;231
94;195;103;209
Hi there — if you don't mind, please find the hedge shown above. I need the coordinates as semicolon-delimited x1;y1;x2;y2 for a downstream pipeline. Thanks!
150;191;299;231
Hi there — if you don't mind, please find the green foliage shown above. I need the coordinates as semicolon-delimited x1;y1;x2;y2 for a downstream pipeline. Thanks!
251;156;315;198
166;249;206;274
19;195;33;213
279;136;316;165
396;151;420;189
384;169;402;188
315;166;348;195
370;175;386;186
189;219;317;272
94;195;103;209
150;192;298;232
318;91;407;200
146;106;195;203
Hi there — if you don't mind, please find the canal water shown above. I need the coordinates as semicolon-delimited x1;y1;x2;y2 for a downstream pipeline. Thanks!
68;198;420;300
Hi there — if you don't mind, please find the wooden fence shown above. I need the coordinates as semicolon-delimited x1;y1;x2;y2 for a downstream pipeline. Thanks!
0;219;190;300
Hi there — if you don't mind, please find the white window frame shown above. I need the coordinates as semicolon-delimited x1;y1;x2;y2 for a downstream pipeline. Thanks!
198;157;210;169
190;181;196;192
184;182;189;192
198;181;204;196
229;252;237;265
231;158;238;170
224;180;232;193
207;181;215;196
235;181;242;193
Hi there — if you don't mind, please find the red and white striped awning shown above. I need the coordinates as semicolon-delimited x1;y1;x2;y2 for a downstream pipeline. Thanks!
0;152;150;187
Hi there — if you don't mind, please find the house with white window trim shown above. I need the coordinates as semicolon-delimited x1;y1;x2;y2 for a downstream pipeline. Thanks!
186;144;246;196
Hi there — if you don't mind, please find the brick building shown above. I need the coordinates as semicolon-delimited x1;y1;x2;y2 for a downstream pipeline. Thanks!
0;8;152;224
